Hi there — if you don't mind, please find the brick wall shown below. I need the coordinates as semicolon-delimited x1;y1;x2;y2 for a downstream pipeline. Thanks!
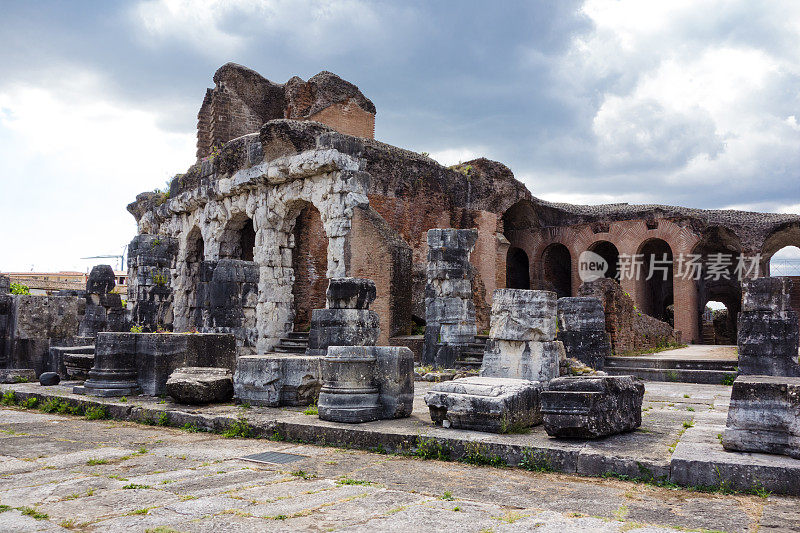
309;100;375;139
350;205;413;344
291;204;328;330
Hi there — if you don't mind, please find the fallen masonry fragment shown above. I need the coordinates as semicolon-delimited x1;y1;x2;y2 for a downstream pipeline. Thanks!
722;375;800;459
425;377;542;433
166;367;234;404
540;375;644;439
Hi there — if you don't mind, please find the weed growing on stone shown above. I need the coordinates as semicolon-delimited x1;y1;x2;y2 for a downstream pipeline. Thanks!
291;470;316;480
59;518;76;528
441;491;454;501
460;442;506;467
1;391;17;406
453;506;461;511
181;422;203;433
222;416;252;438
84;406;109;420
336;477;372;486
302;404;318;416
157;412;170;426
127;508;150;516
415;437;451;461
0;505;10;513
687;407;695;412
18;507;48;520
122;483;150;490
519;448;553;472
86;458;109;466
21;397;38;409
721;373;737;386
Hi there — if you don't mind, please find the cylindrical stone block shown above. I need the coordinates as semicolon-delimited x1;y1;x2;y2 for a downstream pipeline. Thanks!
79;332;141;397
318;346;381;423
489;289;557;341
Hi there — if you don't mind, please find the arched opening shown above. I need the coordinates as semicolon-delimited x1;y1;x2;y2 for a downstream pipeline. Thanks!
638;238;673;322
220;214;256;262
588;240;619;280
693;227;743;344
768;246;800;277
184;227;204;330
506;247;530;289
702;300;735;345
290;203;328;330
541;243;571;298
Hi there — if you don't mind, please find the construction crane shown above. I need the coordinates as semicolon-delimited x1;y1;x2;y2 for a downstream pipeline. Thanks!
80;254;125;271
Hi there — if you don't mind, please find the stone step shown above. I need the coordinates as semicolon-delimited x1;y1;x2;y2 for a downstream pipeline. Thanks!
605;357;737;371
604;366;736;385
278;340;308;348
273;346;306;354
287;332;309;340
475;335;489;341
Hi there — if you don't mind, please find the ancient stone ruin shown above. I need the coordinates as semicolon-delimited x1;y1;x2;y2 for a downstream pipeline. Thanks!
723;278;800;458
423;228;478;368
557;296;611;370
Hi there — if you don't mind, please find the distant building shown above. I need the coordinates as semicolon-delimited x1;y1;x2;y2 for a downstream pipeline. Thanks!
3;271;127;296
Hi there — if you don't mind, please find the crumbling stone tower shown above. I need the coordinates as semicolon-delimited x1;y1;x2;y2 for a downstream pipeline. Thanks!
196;63;376;159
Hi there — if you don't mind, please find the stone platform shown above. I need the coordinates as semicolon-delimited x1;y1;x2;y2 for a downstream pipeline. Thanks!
2;379;800;496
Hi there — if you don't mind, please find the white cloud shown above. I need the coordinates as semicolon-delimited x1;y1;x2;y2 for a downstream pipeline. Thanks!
428;147;486;167
0;68;195;272
560;0;800;204
132;0;386;58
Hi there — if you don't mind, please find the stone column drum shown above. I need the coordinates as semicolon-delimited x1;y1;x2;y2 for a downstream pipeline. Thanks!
480;289;564;383
318;346;382;423
75;332;141;397
423;228;478;368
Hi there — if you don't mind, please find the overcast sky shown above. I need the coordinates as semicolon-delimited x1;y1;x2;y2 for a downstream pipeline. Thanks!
1;0;799;273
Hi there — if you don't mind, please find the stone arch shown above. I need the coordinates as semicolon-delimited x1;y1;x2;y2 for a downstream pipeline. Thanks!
288;201;329;330
637;238;674;322
692;227;743;343
506;246;530;289
588;240;620;281
219;213;256;262
762;223;800;275
541;243;572;298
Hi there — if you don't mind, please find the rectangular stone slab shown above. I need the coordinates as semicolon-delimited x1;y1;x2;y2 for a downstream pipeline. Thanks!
541;375;644;439
424;376;542;433
722;375;800;459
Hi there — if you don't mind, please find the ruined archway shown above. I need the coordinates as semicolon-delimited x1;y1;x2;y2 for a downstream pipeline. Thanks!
541;243;571;298
506;247;530;289
184;227;204;330
703;300;736;345
588;240;619;281
290;202;328;330
219;214;256;262
693;227;742;344
638;238;673;322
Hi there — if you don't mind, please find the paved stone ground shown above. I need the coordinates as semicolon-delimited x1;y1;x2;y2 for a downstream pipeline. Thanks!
1;408;799;532
628;345;738;361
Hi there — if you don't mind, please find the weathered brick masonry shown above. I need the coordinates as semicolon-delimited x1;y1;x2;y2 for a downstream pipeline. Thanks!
126;64;800;356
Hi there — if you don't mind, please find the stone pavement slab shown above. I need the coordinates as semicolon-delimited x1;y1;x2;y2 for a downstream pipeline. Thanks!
0;408;797;531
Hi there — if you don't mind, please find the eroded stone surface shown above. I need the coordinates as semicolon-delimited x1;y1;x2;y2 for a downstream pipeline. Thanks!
557;296;611;370
723;375;800;459
480;338;564;382
425;376;542;433
541;375;645;439
166;367;234;404
234;354;321;406
489;289;557;341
